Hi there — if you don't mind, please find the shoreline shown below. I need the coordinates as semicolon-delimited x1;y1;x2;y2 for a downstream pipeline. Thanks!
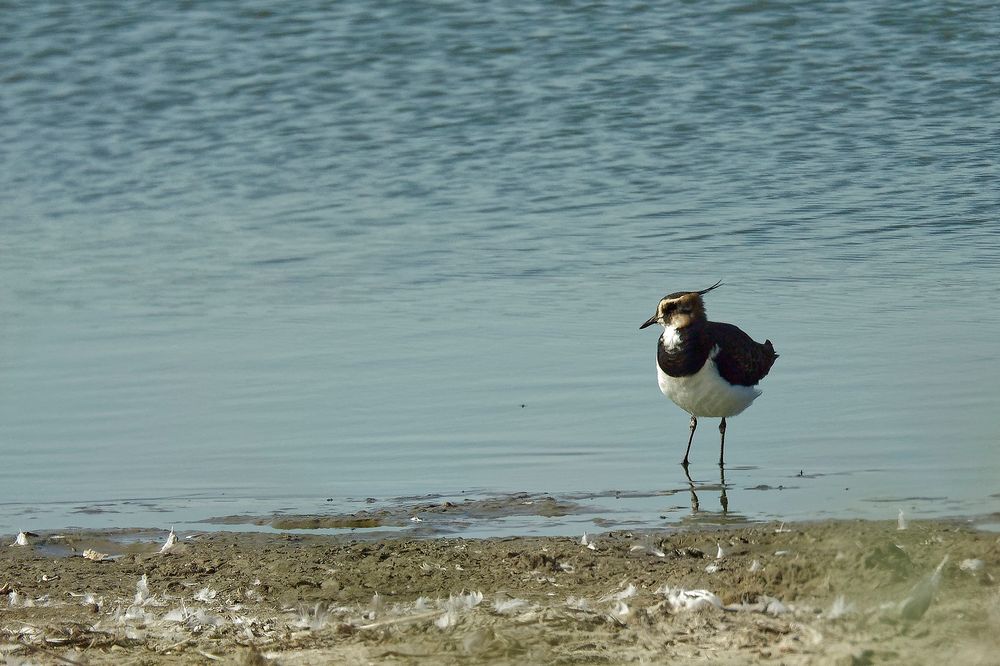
2;518;998;664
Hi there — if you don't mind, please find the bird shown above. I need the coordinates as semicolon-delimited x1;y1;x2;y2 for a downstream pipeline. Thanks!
640;281;777;467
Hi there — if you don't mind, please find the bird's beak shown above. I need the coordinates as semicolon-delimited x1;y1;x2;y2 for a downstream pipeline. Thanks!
639;314;658;330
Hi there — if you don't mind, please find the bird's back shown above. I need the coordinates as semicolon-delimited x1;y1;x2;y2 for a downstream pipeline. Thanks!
705;321;778;387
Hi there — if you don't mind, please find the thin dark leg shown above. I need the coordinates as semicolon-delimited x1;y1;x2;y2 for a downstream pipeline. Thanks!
682;415;697;467
718;417;727;467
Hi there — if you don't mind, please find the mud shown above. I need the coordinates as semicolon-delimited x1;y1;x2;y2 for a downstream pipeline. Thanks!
2;519;998;664
203;492;591;532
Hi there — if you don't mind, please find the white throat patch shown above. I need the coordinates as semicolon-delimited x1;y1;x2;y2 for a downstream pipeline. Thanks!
660;324;682;350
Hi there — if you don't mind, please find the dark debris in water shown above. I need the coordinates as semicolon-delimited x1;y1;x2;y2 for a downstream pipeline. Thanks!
271;516;384;530
202;492;593;532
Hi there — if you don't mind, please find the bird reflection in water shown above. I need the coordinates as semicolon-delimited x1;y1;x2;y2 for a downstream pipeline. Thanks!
682;465;731;518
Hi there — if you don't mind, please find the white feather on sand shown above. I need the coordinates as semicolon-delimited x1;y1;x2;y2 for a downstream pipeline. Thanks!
827;595;855;619
160;529;179;553
82;548;112;562
598;583;636;603
959;558;984;573
899;555;949;621
656;586;724;612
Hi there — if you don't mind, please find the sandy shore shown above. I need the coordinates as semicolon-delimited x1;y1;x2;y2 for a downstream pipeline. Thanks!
1;519;998;664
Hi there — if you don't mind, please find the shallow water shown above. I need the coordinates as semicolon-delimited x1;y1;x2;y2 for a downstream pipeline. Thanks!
2;1;999;535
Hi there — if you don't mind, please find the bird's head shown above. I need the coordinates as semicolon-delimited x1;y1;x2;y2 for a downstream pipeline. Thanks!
640;280;722;330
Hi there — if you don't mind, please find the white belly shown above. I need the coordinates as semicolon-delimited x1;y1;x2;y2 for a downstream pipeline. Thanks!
656;356;762;418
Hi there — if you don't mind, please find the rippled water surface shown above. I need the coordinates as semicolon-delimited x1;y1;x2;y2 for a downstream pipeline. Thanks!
2;1;999;535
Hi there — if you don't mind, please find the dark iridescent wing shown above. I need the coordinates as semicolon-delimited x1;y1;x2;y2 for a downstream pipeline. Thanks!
706;322;778;386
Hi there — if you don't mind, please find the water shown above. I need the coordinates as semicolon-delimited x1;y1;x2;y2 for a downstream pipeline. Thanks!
2;1;999;536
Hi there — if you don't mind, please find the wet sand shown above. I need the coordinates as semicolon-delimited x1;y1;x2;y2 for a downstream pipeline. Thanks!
2;519;998;664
